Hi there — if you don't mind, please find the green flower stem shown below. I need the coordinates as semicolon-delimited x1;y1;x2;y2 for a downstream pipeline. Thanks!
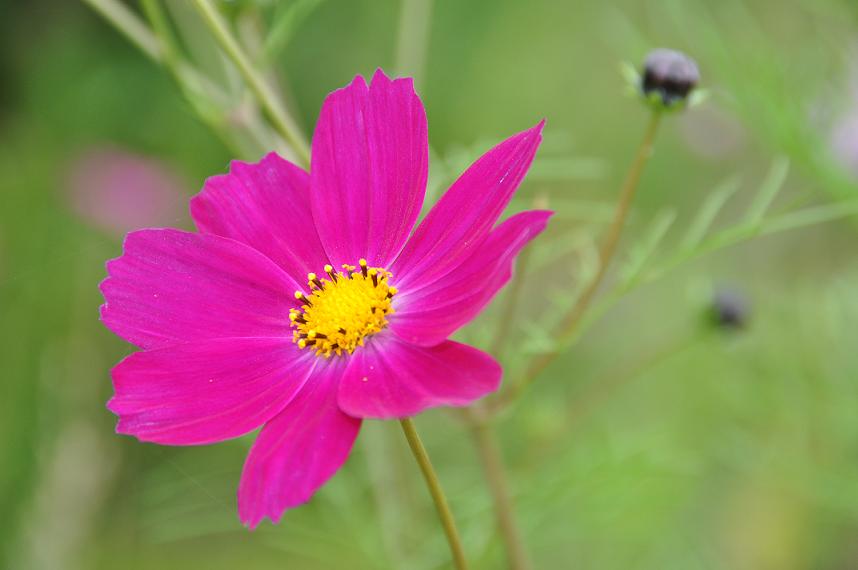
391;26;523;567
84;0;268;157
488;194;547;356
139;0;179;61
138;0;247;158
488;252;529;355
191;0;311;167
467;412;532;570
83;0;214;93
82;0;160;60
399;418;468;570
361;426;411;568
395;0;434;86
493;110;663;413
464;195;547;570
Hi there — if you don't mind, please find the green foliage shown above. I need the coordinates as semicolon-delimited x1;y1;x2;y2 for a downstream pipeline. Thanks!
263;0;327;62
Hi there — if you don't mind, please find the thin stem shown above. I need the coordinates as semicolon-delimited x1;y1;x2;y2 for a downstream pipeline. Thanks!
468;414;532;570
558;110;662;341
191;0;311;167
362;425;410;568
489;194;547;356
399;418;468;570
530;196;858;369
469;195;545;569
493;111;663;412
86;0;217;96
488;245;532;356
139;0;179;60
140;0;253;158
395;0;434;86
82;0;160;61
86;0;267;157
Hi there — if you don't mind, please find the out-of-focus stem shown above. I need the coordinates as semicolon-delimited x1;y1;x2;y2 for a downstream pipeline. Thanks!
139;0;178;59
467;414;532;570
84;0;234;119
489;194;547;356
395;0;434;86
87;0;257;156
555;111;663;342
467;195;546;568
191;0;311;167
362;425;410;568
488;245;532;356
399;418;468;570
493;110;663;412
82;0;160;60
139;0;252;157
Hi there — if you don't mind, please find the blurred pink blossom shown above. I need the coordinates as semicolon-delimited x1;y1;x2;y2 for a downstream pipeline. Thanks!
65;146;186;236
831;114;858;177
827;46;858;178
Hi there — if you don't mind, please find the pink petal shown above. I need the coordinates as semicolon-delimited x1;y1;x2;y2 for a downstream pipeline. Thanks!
391;210;552;346
238;359;360;528
100;229;300;350
310;69;429;268
391;121;544;291
108;338;314;445
190;153;329;283
338;332;502;419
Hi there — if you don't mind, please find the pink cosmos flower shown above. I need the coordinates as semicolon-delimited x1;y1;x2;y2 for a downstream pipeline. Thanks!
100;70;551;528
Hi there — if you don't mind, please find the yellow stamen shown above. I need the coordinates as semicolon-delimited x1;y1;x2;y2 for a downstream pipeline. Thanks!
290;261;396;358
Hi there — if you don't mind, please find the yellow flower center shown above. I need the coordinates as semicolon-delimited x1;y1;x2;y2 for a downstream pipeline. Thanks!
290;259;397;358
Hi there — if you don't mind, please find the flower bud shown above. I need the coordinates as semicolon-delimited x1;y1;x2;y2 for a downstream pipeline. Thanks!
710;287;750;331
641;48;700;109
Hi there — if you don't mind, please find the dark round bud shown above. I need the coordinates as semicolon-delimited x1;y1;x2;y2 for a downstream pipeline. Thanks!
641;48;700;108
709;287;750;331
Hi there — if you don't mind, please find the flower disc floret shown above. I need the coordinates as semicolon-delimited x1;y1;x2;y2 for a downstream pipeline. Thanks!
290;259;397;357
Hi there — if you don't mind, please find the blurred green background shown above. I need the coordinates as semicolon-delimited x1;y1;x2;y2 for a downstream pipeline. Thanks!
2;0;858;568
